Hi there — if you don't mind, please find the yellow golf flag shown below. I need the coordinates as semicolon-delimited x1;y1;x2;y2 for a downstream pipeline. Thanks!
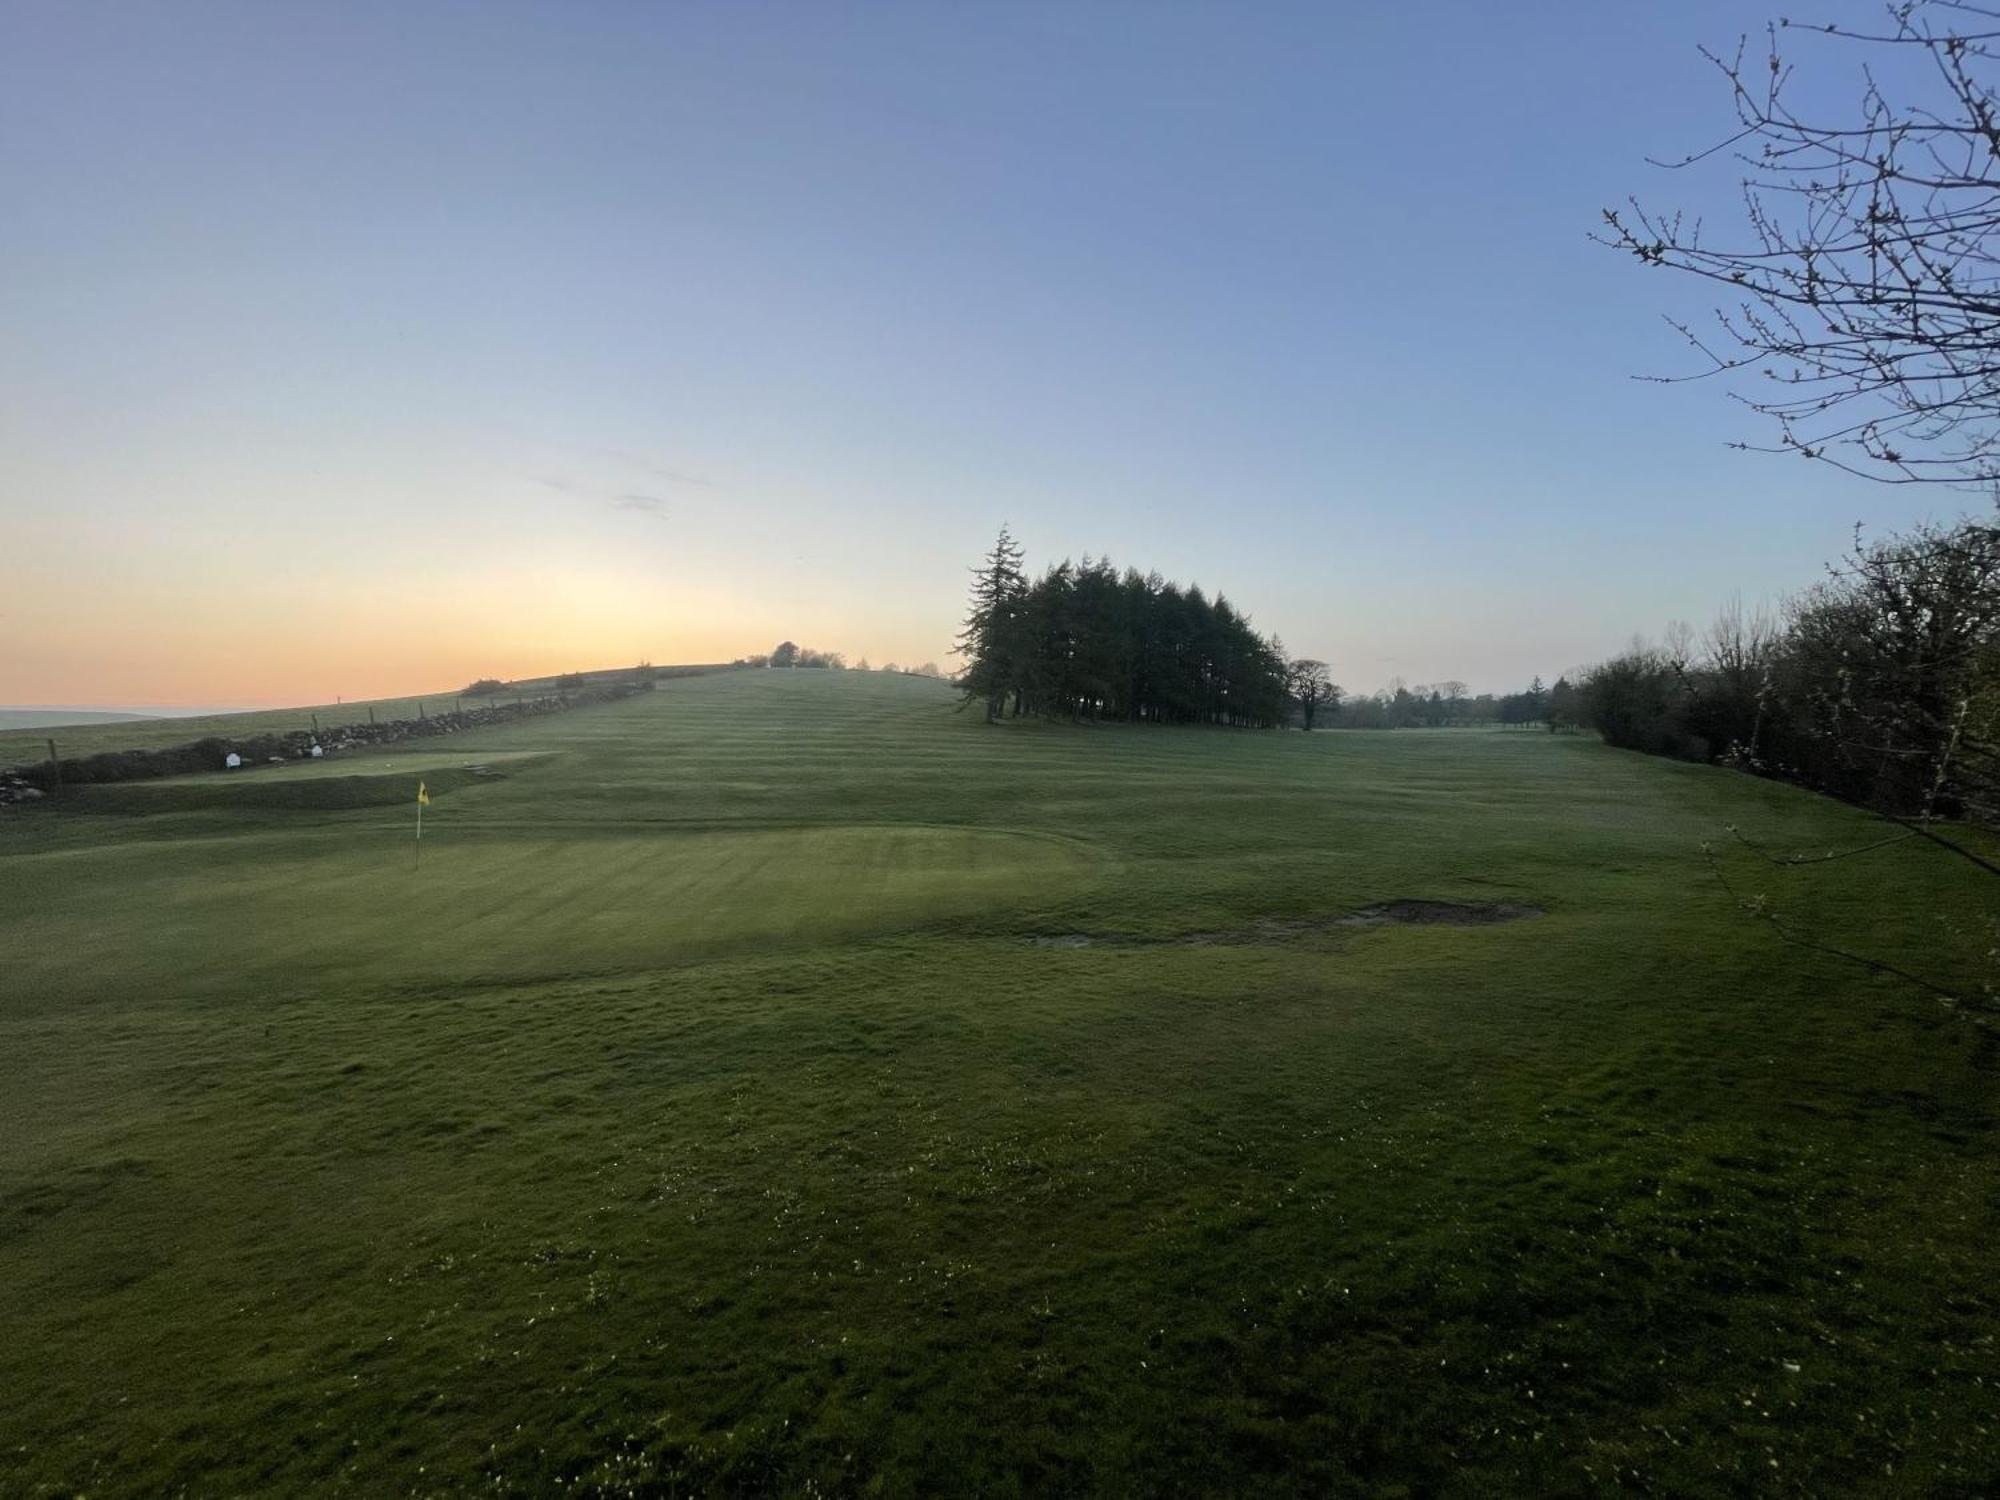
417;781;430;806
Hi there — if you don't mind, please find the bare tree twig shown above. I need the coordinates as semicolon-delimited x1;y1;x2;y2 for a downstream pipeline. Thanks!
1602;3;2000;484
1702;840;1991;1014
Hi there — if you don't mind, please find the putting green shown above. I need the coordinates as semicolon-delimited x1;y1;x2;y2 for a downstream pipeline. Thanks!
2;823;1102;1013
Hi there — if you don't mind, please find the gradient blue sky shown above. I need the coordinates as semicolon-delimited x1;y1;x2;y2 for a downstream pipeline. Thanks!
0;0;1962;705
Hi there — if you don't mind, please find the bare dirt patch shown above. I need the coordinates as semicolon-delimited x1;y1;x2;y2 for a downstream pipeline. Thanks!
1341;900;1541;926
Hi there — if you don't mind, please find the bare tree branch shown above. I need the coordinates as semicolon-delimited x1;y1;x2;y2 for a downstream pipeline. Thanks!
1602;3;2000;483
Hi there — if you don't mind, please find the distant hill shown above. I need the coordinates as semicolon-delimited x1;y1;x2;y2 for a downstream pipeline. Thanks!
0;708;160;732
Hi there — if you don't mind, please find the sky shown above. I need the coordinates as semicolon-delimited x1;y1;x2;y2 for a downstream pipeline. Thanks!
0;0;1972;707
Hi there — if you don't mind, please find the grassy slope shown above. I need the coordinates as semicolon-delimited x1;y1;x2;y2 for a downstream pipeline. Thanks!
0;670;1993;1497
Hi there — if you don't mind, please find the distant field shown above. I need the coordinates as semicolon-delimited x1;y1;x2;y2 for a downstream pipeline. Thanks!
0;708;154;733
0;690;488;765
1;670;1994;1495
0;681;693;767
0;667;750;768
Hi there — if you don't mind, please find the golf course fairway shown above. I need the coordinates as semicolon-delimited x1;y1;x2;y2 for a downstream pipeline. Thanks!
1;668;1993;1496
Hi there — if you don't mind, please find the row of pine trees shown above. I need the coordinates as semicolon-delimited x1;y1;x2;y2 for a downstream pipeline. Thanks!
956;529;1292;726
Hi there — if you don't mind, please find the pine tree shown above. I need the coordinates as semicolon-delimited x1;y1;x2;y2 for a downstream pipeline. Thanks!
955;527;1028;722
956;531;1295;729
1546;676;1579;734
1526;675;1548;723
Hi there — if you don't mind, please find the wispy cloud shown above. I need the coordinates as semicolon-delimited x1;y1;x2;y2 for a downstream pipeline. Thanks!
523;440;721;526
526;474;670;522
602;449;721;490
611;493;669;517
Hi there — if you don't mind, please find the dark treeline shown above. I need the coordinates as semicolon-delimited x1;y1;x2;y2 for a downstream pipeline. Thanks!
957;530;1291;726
1333;677;1581;731
1576;518;1999;827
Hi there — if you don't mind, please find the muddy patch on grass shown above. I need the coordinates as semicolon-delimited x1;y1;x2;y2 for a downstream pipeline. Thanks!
1027;899;1540;949
1342;899;1541;926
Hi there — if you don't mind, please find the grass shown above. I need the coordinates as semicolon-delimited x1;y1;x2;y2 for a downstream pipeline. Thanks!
1;669;1994;1496
0;689;560;766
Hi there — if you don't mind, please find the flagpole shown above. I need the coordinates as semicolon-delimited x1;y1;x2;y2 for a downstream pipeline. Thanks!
415;793;423;870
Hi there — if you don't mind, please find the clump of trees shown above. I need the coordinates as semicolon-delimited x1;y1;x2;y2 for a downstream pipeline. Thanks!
1336;680;1472;729
741;642;847;669
955;529;1293;727
1327;678;1576;731
1577;518;2000;826
463;677;506;696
